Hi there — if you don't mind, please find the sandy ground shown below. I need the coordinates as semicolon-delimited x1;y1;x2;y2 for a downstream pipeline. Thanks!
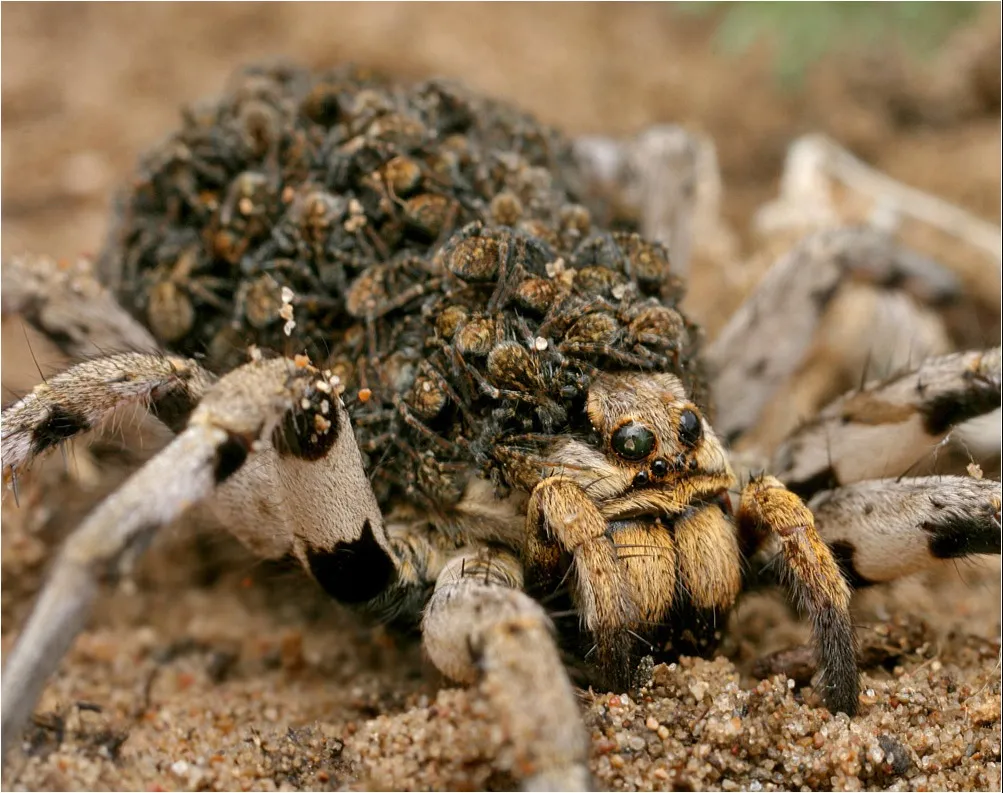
1;4;1001;791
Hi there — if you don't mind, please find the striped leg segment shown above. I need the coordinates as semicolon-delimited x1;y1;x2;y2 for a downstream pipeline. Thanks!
771;347;1001;499
2;352;215;487
809;476;1002;588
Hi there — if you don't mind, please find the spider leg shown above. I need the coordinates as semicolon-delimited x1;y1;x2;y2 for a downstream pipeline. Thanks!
737;475;858;716
1;352;216;486
707;228;963;447
557;341;662;370
807;476;1001;588
206;436;295;560
270;383;396;606
0;356;392;762
527;476;637;690
423;547;589;791
0;348;322;561
769;347;1001;499
2;253;159;358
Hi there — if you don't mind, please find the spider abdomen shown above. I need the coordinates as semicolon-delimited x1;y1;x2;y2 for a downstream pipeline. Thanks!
99;62;706;517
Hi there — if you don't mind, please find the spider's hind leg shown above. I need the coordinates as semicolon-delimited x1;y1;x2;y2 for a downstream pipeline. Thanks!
770;347;1001;497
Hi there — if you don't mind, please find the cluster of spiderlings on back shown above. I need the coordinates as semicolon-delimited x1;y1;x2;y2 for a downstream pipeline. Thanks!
98;62;706;511
101;63;582;365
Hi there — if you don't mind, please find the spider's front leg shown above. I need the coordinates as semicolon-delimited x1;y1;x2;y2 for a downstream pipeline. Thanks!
737;475;859;716
772;347;1001;495
423;548;589;791
0;356;398;762
2;252;212;495
1;351;216;487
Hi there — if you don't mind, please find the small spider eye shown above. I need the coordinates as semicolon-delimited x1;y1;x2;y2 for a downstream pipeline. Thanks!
611;422;656;461
678;408;702;448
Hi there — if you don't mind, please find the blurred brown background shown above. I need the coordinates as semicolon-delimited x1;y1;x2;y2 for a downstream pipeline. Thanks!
3;2;1000;264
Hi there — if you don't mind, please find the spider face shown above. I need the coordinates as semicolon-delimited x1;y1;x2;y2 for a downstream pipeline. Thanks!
528;372;742;680
547;372;735;521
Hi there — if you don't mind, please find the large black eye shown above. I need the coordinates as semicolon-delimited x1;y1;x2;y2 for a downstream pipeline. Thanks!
611;422;656;460
678;408;702;448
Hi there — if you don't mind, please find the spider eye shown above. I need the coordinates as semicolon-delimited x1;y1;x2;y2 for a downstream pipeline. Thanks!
611;422;656;461
678;408;702;448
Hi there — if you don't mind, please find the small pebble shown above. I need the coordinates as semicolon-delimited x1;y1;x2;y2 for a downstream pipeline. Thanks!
689;681;709;701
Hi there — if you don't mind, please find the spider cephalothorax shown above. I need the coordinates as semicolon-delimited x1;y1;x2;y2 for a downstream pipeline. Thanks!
2;62;999;790
523;372;741;685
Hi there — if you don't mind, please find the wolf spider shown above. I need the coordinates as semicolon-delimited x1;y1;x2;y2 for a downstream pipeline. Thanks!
2;115;1001;791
